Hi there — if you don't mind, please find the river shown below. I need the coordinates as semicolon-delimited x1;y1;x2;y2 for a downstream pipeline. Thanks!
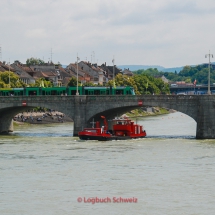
0;112;215;215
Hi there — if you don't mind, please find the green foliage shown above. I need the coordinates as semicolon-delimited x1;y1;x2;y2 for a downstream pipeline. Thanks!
67;77;82;87
175;64;215;84
32;78;53;87
67;77;96;87
26;57;45;66
83;81;96;86
133;68;160;76
105;73;169;95
67;77;78;87
14;60;22;64
0;72;26;87
133;64;215;85
0;81;6;88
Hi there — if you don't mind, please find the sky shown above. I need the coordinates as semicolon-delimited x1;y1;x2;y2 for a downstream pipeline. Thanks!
0;0;215;68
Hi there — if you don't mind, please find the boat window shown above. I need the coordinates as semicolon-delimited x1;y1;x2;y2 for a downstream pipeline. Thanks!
85;129;97;133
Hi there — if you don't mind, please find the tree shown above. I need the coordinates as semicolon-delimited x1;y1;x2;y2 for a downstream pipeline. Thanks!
0;81;6;88
0;71;26;88
106;74;139;94
32;78;53;87
14;60;22;64
67;77;81;87
26;57;45;66
83;81;96;86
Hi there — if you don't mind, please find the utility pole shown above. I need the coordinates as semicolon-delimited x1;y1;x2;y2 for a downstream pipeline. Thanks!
0;46;2;62
8;59;10;88
112;57;115;80
112;57;116;89
76;54;80;96
205;50;213;95
50;48;53;63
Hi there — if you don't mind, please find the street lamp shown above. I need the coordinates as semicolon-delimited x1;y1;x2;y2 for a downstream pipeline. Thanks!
205;50;213;95
112;57;115;88
76;55;80;96
8;59;10;88
112;58;115;80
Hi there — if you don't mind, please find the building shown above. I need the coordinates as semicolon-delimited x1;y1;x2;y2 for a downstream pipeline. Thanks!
66;63;91;84
11;62;36;85
30;63;72;86
122;68;134;77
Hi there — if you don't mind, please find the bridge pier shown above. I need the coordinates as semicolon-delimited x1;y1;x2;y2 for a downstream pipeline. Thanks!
0;118;13;134
73;96;87;136
196;97;215;139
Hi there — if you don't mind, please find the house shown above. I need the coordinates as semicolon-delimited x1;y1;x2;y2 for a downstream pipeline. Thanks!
122;68;134;77
78;61;99;84
100;62;122;79
0;61;14;72
161;75;169;83
30;63;72;86
91;64;107;85
11;62;36;85
66;63;91;84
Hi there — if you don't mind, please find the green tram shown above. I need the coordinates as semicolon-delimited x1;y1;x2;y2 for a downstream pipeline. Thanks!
0;86;135;96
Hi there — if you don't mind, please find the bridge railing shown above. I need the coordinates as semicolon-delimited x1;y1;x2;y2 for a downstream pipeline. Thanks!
0;96;77;103
0;94;208;104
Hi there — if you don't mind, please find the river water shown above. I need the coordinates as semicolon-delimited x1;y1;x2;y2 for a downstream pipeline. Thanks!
1;112;215;215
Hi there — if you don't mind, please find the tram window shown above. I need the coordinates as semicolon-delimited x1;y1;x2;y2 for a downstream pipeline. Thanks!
94;90;100;95
70;90;76;95
51;90;57;95
89;90;94;95
116;90;123;95
28;91;37;95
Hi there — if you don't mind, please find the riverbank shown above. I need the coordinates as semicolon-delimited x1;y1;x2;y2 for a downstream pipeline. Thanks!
13;111;73;125
124;107;176;118
13;107;175;126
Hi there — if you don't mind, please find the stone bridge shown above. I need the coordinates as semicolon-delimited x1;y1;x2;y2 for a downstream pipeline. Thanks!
0;95;215;139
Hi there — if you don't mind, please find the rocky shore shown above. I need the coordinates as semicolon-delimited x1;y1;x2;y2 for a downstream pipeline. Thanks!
124;107;176;118
14;110;73;124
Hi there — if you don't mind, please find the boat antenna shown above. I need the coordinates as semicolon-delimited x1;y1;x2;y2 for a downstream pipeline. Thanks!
90;118;96;128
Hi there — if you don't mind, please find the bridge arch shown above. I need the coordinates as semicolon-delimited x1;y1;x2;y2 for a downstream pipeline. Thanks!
0;96;75;133
84;95;199;127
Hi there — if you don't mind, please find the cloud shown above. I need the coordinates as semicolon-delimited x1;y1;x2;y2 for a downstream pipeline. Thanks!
1;0;215;67
25;29;48;38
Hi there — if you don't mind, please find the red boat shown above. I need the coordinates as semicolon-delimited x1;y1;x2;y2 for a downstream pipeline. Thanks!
78;116;146;141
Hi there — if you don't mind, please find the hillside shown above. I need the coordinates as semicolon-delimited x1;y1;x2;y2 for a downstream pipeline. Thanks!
118;65;184;73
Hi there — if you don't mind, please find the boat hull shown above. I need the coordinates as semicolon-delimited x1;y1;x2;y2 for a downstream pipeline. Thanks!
79;134;146;141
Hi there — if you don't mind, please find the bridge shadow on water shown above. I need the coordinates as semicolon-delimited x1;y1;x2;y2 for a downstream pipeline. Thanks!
139;112;196;139
12;122;74;138
146;135;195;139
